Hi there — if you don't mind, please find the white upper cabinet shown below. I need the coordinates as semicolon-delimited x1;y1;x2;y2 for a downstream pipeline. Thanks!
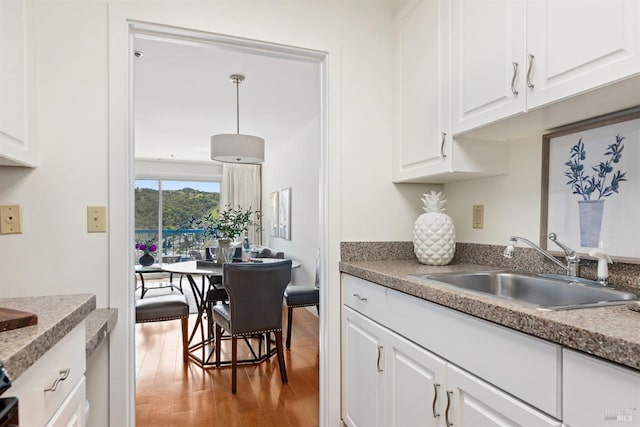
0;0;36;167
451;0;526;134
393;0;450;181
392;0;508;183
452;0;640;135
526;0;640;109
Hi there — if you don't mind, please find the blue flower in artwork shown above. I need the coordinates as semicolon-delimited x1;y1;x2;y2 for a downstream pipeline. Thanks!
564;134;627;200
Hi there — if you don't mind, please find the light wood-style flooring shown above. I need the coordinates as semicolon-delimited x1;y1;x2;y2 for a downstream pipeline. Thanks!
135;305;320;427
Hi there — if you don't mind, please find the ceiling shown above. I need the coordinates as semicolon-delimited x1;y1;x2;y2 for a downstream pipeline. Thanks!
134;36;320;162
133;0;409;163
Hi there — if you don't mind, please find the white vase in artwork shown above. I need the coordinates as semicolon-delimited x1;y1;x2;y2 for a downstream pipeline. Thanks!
413;191;456;265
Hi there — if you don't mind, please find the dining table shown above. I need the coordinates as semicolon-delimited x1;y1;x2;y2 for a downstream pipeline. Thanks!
161;258;300;368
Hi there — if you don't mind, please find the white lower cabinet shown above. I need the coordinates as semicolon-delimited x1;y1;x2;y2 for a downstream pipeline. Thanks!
10;323;86;427
342;274;562;427
448;364;560;427
563;349;640;427
342;306;446;427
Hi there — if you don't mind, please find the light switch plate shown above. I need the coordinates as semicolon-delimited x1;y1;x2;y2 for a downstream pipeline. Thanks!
0;205;22;234
472;205;484;229
87;206;107;233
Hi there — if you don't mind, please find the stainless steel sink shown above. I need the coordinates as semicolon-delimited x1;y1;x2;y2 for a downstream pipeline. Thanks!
414;271;638;310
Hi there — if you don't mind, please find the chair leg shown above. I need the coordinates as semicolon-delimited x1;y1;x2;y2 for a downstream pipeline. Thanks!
275;330;288;384
181;316;189;364
215;324;222;368
231;336;238;394
286;306;294;349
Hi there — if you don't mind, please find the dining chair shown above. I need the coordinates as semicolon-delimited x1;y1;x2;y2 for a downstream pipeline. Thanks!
135;294;189;363
284;249;320;348
212;260;292;394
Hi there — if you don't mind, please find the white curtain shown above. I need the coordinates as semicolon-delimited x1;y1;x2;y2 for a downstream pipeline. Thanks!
221;163;262;245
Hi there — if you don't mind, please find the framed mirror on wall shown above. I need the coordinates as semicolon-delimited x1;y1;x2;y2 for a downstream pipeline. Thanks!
269;191;279;238
541;107;640;263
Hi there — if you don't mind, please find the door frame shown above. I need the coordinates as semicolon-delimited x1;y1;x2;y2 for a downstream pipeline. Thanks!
108;9;341;427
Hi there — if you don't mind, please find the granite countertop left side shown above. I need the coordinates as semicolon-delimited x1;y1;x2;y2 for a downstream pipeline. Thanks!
0;294;95;381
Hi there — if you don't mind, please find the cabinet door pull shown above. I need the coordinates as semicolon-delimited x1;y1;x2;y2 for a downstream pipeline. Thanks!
511;62;519;95
353;293;367;302
432;383;441;418
526;54;535;88
376;346;383;372
440;133;447;159
445;390;453;426
44;368;70;392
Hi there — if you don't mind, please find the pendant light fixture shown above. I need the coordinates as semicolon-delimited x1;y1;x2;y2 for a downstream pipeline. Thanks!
211;74;265;164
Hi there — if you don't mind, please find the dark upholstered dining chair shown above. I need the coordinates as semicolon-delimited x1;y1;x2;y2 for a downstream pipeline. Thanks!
284;249;319;348
212;260;292;394
135;294;189;363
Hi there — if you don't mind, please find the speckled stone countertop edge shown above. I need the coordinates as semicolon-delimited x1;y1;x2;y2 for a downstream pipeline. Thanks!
85;308;118;359
340;260;640;371
0;294;96;380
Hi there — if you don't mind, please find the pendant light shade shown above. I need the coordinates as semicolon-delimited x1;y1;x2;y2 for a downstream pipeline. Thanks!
211;74;265;164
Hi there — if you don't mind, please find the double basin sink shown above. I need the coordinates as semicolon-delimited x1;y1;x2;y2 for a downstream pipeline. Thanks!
414;270;638;310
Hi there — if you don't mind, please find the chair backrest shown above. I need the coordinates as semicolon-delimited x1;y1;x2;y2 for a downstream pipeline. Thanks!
314;248;320;288
222;260;292;335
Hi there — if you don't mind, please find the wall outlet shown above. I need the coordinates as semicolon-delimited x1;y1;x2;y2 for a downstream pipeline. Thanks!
87;206;107;233
472;205;484;229
0;205;22;234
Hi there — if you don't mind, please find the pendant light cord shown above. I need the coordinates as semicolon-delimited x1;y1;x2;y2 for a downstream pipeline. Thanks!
235;77;240;134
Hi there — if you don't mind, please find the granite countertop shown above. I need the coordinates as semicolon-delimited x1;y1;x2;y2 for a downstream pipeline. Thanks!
0;294;116;381
340;259;640;371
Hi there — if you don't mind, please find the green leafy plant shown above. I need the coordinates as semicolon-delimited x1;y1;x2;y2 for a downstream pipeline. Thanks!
185;205;262;241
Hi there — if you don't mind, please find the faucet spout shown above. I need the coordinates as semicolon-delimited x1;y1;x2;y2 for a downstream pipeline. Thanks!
505;235;569;273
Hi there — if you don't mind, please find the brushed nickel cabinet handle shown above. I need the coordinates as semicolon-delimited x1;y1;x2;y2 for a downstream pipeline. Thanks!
445;390;454;426
526;54;535;88
440;133;447;159
432;383;441;418
353;293;368;302
376;346;383;372
511;62;519;95
44;368;70;392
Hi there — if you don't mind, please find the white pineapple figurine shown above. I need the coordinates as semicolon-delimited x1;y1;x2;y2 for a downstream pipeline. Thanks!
413;191;456;265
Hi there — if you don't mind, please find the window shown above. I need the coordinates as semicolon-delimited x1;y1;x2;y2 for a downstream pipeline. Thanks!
135;179;220;261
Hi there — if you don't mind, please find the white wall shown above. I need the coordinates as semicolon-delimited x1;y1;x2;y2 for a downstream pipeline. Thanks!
444;134;543;244
263;117;320;286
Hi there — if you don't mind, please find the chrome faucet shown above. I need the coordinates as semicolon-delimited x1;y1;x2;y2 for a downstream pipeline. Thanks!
503;233;580;277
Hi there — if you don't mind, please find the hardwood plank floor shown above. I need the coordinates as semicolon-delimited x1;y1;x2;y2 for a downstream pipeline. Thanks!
135;305;319;427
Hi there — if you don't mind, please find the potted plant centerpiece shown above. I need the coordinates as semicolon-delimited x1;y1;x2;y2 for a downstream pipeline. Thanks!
186;205;261;264
135;239;158;266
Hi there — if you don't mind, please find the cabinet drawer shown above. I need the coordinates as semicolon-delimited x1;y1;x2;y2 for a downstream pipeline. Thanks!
11;322;86;426
342;274;387;323
387;288;561;418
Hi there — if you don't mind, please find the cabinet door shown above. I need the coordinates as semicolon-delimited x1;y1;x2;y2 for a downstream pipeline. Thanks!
563;350;640;427
392;0;450;182
0;0;35;167
526;0;640;109
385;329;447;427
446;365;561;427
342;307;385;427
451;0;526;134
46;376;86;427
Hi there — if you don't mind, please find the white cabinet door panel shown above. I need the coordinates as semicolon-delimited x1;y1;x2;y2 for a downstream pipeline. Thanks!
342;307;385;427
527;0;640;109
563;349;640;427
386;330;447;427
448;365;562;427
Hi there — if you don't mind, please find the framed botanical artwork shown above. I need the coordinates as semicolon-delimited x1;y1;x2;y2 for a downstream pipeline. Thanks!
269;191;279;237
541;108;640;262
278;188;291;240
